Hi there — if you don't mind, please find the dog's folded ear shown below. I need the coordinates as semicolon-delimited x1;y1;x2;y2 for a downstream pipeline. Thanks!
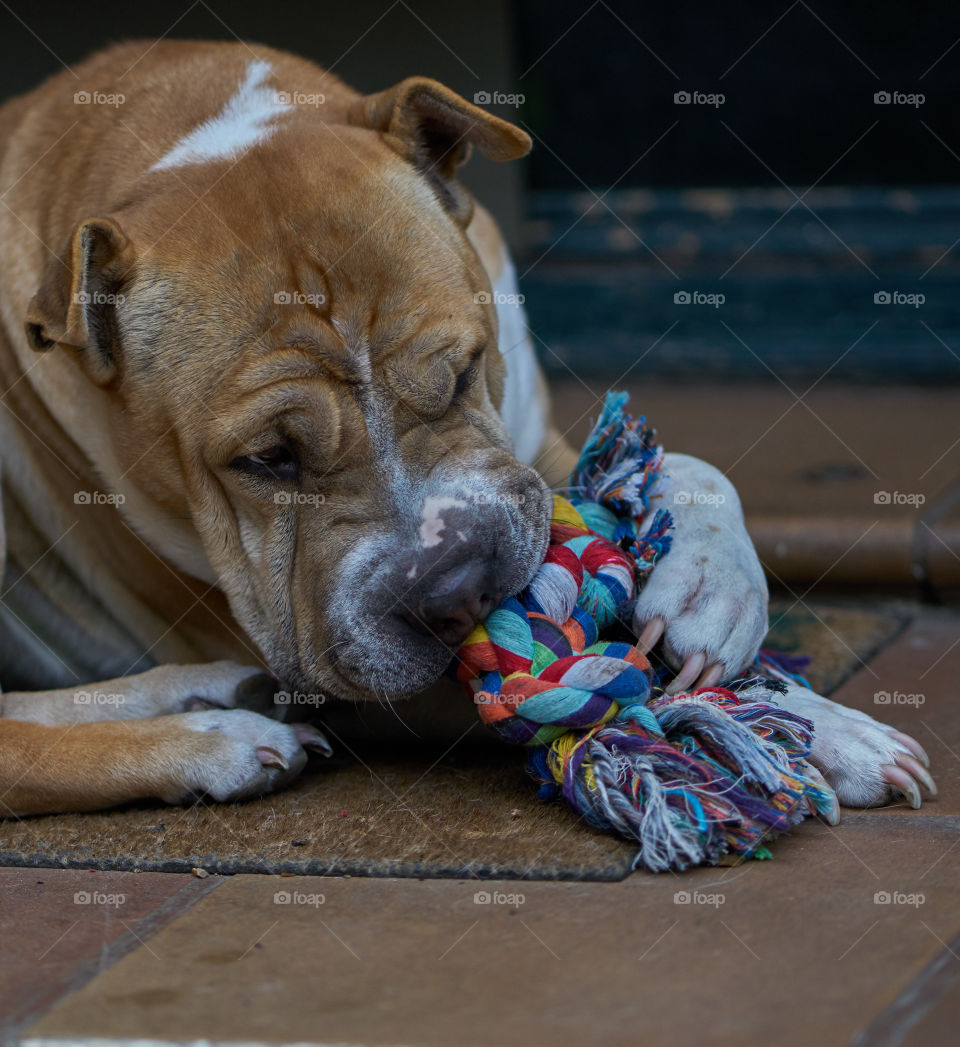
348;77;531;223
24;216;134;385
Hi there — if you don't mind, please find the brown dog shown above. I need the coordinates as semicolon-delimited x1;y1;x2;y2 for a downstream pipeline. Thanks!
0;41;934;817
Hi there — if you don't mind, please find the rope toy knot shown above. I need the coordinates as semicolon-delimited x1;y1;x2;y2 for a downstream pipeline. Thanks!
454;392;835;872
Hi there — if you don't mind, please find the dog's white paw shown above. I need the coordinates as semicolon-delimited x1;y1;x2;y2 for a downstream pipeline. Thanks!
774;685;935;809
161;709;332;804
75;661;284;720
632;455;768;692
151;661;282;716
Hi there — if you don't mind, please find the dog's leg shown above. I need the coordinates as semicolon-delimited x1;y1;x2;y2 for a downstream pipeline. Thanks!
0;710;330;816
773;681;936;809
0;661;286;725
0;453;331;816
630;453;770;691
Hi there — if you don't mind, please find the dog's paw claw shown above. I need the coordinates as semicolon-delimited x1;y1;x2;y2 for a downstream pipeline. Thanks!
636;617;665;655
294;723;333;757
890;730;930;768
894;751;937;796
664;651;706;695
255;745;290;771
880;763;923;809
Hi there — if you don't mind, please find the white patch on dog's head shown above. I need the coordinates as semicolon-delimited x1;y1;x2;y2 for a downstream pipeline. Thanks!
151;59;292;171
419;495;468;548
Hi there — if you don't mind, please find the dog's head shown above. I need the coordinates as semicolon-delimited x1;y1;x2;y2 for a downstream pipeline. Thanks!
24;75;551;700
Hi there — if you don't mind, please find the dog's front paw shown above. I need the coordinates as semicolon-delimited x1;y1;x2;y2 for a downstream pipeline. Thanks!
112;661;283;719
171;662;283;716
631;515;768;694
774;686;936;809
809;710;936;810
160;709;332;804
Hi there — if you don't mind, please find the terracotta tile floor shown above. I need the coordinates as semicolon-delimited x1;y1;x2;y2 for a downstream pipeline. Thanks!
16;824;960;1047
0;607;956;1047
0;870;214;1037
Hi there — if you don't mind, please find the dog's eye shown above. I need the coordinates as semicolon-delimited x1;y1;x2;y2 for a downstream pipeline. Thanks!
230;444;299;482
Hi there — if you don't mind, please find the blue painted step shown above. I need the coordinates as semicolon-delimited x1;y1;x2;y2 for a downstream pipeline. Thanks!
518;188;960;382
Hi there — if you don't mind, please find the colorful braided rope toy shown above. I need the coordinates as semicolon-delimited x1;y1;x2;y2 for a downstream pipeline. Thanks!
455;392;836;872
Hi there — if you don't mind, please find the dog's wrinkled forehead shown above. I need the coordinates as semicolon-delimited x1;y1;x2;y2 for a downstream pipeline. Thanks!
112;117;515;526
124;134;493;372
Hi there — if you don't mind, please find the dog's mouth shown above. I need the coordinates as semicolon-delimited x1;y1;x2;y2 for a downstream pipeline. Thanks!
265;474;551;706
299;553;543;705
321;619;467;702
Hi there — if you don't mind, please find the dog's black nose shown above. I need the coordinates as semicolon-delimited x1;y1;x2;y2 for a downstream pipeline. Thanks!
397;559;498;647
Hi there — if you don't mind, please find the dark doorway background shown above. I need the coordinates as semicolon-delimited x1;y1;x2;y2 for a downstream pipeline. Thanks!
1;1;958;381
8;3;959;209
517;0;960;189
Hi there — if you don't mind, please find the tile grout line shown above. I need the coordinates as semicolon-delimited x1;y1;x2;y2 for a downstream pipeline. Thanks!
832;812;960;830
3;875;225;1045
850;927;960;1046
